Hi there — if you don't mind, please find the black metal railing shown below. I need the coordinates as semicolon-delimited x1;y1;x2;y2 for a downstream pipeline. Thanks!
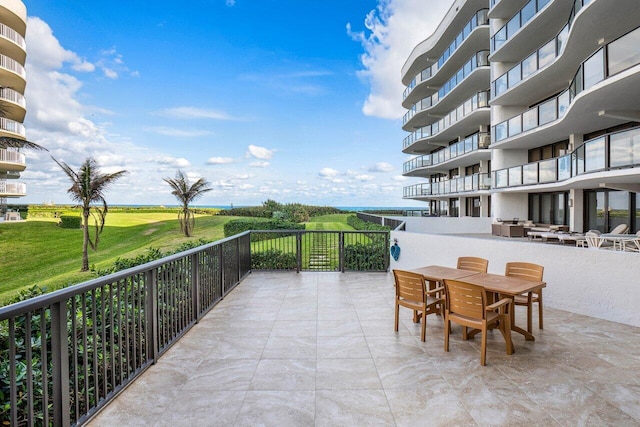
0;229;388;426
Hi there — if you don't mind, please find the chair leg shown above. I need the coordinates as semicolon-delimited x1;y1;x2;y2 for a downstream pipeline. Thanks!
420;308;426;342
501;314;513;355
526;293;533;333
538;291;544;330
444;315;450;352
480;327;487;366
394;301;399;332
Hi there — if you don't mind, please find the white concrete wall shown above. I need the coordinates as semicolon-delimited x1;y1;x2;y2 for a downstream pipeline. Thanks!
388;216;491;234
390;230;640;327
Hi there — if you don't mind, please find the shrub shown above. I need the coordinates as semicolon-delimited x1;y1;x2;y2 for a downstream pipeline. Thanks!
59;215;82;229
346;215;389;231
251;249;297;270
223;219;304;238
344;242;387;271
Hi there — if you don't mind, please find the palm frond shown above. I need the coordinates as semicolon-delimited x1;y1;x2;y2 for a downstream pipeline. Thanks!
0;137;48;151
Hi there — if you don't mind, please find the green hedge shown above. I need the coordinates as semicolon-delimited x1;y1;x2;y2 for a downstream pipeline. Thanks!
59;215;82;229
223;219;304;238
344;242;387;271
346;215;390;231
251;249;297;270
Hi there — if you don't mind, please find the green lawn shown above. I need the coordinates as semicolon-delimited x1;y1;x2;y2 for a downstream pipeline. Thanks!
0;212;235;303
0;212;359;304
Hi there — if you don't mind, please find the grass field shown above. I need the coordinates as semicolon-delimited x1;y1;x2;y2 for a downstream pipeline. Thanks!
0;212;235;303
0;212;355;304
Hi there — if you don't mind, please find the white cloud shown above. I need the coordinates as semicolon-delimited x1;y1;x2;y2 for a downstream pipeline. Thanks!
226;0;236;6
250;161;270;168
246;145;274;160
103;68;118;79
155;157;192;168
145;127;213;137
319;168;339;178
367;162;394;173
354;174;374;182
157;107;236;121
206;156;234;165
348;0;452;119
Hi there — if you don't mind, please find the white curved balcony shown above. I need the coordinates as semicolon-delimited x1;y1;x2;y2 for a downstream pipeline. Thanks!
403;91;490;153
0;147;25;171
403;173;492;200
0;21;26;63
492;26;640;150
0;87;26;122
0;116;25;138
490;0;571;62
488;0;529;19
492;126;640;193
491;0;640;107
403;51;489;131
403;9;488;107
0;180;26;197
403;132;491;177
0;52;26;92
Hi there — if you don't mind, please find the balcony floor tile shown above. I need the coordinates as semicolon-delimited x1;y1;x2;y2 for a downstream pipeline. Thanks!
86;271;640;426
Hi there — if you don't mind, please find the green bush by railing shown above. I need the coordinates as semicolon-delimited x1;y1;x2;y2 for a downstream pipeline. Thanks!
347;215;390;231
250;248;297;270
59;215;82;229
224;219;304;239
344;242;387;271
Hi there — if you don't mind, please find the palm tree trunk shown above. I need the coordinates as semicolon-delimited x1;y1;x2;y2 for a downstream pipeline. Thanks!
81;208;90;271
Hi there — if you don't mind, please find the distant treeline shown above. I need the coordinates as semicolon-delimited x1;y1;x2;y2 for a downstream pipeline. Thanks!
16;205;222;218
218;200;343;222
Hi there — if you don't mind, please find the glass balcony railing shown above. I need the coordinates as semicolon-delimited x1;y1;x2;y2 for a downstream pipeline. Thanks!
0;22;26;49
403;51;490;125
0;117;26;137
491;0;552;52
403;91;489;149
492;0;595;98
403;132;489;174
0;148;26;166
493;126;640;189
493;25;640;143
403;173;492;198
404;9;489;100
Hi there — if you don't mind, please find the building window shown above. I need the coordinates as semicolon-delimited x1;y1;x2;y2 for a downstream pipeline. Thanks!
528;192;568;225
585;190;636;233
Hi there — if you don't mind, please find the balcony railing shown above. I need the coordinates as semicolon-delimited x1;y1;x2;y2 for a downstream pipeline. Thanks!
0;54;25;78
0;148;25;166
403;172;492;198
403;91;489;150
403;9;488;100
492;0;595;98
0;229;389;426
0;117;25;137
403;50;490;126
0;181;25;195
493;126;640;188
493;25;640;143
403;132;489;174
0;23;26;50
0;87;25;108
491;0;552;52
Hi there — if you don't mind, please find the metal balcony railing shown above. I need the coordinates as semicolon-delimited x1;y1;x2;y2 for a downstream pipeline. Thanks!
0;229;389;426
0;148;25;166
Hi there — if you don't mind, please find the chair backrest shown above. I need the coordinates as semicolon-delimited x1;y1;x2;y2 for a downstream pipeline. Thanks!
457;256;489;273
444;279;487;320
610;224;629;234
585;231;603;248
504;262;544;282
393;270;426;304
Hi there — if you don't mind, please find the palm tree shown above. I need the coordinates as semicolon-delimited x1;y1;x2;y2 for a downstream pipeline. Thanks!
53;157;127;271
164;170;212;237
0;136;48;151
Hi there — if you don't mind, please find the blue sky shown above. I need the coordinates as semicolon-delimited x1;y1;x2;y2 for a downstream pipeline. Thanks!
20;0;451;207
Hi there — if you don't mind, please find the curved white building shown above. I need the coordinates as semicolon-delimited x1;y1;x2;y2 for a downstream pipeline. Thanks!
403;0;640;234
0;0;27;213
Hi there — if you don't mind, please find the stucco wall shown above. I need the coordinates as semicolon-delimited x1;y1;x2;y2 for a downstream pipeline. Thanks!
390;230;640;327
388;216;492;234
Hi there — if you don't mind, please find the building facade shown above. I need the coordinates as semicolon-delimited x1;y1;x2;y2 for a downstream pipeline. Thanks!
0;0;27;218
402;0;640;234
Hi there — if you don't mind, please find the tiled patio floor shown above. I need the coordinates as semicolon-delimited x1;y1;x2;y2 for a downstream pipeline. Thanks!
87;272;640;426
